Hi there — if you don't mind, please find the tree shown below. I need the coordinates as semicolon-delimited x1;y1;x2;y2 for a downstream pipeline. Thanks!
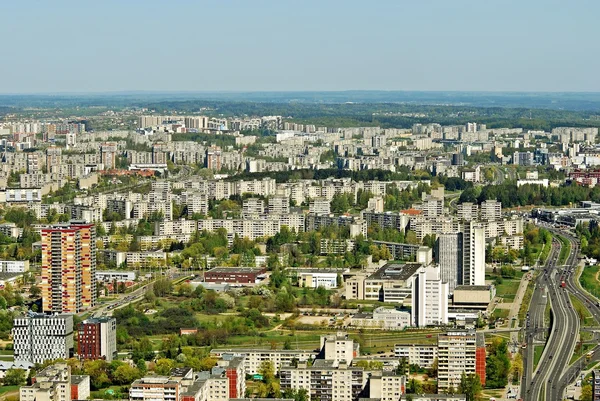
153;279;173;297
30;285;41;297
113;364;141;385
458;372;482;401
154;358;175;375
83;360;110;389
3;368;26;386
258;360;275;384
581;384;592;401
283;388;309;401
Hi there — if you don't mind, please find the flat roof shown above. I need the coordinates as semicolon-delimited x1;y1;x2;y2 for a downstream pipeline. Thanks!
206;267;266;274
454;285;491;291
368;263;421;281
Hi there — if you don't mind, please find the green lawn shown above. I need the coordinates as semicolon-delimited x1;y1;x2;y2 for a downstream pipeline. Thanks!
570;343;595;365
557;235;571;265
518;278;536;322
570;294;596;326
533;345;544;370
0;386;18;395
492;309;509;320
580;265;600;299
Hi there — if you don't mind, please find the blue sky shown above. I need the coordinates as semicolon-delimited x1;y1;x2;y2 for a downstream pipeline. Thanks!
1;0;598;93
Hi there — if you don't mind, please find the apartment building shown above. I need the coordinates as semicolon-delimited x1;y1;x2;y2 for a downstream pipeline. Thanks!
13;313;74;364
210;349;318;375
78;317;117;362
41;222;97;313
280;360;369;401
437;331;485;390
20;363;90;401
394;344;438;369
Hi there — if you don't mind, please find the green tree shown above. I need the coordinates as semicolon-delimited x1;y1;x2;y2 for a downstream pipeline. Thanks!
3;368;26;386
581;384;592;401
153;278;173;297
113;365;141;385
458;372;482;401
258;360;276;384
154;358;175;375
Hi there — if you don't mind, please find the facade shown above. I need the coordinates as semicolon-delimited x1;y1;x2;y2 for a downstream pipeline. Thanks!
217;357;246;399
295;268;343;289
0;260;29;273
13;313;74;364
321;332;356;363
210;349;318;375
368;371;406;401
436;233;462;293
394;344;438;369
412;266;449;327
41;222;96;313
363;263;422;303
437;331;485;390
351;307;411;330
204;267;266;284
78;317;117;362
461;222;485;286
130;377;181;401
280;360;369;401
592;369;600;401
20;363;90;401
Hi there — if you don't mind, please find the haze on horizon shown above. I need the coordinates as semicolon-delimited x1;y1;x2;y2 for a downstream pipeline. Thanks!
1;0;598;94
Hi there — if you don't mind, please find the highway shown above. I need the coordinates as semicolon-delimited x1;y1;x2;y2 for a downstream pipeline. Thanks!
551;231;600;399
519;224;600;400
521;236;580;401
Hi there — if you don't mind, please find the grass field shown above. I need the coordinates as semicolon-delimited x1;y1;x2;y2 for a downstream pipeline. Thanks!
0;386;18;396
539;239;552;265
570;294;596;326
557;235;571;265
518;278;536;323
533;345;544;370
580;265;600;299
570;343;595;365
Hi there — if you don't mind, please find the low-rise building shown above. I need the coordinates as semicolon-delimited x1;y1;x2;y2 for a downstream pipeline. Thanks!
293;268;346;289
204;267;266;284
351;307;411;330
0;260;29;273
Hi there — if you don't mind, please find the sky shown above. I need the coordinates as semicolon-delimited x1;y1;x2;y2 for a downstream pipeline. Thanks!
1;0;599;93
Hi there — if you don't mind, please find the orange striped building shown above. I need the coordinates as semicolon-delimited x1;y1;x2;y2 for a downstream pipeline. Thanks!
41;222;96;314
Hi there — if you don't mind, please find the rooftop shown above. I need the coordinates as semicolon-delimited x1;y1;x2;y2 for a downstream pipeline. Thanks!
206;267;266;274
453;285;492;291
368;263;422;281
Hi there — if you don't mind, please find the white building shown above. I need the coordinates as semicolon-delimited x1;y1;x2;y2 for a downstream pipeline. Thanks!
96;270;137;282
411;266;448;327
0;260;29;273
394;344;438;368
13;313;74;364
462;222;486;286
295;268;344;289
309;197;331;215
351;307;411;330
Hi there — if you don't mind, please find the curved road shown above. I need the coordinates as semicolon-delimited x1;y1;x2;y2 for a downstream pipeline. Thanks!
522;235;580;401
